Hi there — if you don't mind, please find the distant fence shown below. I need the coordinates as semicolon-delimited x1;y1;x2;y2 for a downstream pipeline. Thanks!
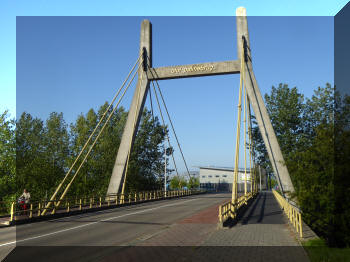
218;191;257;224
272;189;303;238
1;189;205;226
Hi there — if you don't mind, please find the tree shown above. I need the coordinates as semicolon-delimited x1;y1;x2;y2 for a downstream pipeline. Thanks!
42;112;69;198
0;111;16;213
252;83;305;172
252;83;350;246
16;112;46;199
125;109;168;192
187;176;199;189
333;92;350;247
68;103;128;196
287;123;334;242
169;175;187;190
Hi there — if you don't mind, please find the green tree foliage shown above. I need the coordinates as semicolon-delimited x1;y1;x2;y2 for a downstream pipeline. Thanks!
16;112;70;200
3;100;167;209
252;83;350;247
68;104;127;197
187;176;199;189
16;112;46;199
125;110;168;192
251;83;306;172
169;175;187;189
333;93;350;247
0;111;16;213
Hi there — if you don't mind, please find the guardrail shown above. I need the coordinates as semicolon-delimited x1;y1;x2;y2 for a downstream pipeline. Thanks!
218;191;257;224
272;189;303;238
1;189;204;226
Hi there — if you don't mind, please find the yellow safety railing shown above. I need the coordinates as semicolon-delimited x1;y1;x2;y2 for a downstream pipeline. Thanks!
3;189;204;225
272;189;303;238
219;191;257;223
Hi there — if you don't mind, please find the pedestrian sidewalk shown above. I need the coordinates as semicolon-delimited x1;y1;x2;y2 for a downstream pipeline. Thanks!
135;191;310;262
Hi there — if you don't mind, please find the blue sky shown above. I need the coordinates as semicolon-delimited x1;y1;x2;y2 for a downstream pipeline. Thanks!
1;0;345;173
16;15;333;172
1;0;347;116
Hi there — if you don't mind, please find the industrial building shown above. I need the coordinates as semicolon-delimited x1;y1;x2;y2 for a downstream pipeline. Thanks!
198;166;267;192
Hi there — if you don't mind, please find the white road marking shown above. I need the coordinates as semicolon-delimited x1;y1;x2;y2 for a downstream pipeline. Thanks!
0;198;198;247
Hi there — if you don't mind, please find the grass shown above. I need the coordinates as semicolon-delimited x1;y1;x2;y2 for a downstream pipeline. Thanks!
302;238;350;262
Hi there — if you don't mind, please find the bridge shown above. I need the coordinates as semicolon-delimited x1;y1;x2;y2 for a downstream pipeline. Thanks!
0;7;317;262
1;191;315;261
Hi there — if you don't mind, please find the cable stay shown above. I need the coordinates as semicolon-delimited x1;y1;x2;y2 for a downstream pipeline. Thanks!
147;75;179;177
149;81;179;176
147;57;192;180
147;82;179;195
41;54;142;215
231;37;258;204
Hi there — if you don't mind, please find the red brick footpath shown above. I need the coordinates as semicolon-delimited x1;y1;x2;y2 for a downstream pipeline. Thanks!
135;200;227;246
122;192;310;262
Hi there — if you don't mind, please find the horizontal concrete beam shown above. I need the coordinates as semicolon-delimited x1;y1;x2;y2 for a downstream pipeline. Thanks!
148;60;240;80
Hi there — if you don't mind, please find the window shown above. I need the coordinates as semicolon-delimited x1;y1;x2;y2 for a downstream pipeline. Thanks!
208;175;212;178
223;175;227;178
202;176;206;178
215;175;219;177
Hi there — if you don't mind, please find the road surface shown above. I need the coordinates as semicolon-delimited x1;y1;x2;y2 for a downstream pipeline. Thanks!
0;193;229;261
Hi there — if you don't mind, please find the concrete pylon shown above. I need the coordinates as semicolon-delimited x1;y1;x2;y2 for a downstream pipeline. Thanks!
106;20;152;196
236;7;295;192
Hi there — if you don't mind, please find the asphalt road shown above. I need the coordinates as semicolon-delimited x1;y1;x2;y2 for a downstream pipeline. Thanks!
0;193;230;261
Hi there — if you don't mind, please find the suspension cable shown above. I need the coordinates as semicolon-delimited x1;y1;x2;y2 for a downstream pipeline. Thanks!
42;54;142;215
232;39;246;203
148;73;191;179
247;96;253;193
147;62;188;179
149;83;155;123
56;64;140;206
146;59;179;177
42;60;141;213
148;80;178;183
150;79;179;176
156;85;191;179
247;97;255;192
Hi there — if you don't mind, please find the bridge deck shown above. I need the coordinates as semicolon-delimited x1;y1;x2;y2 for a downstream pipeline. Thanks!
1;192;310;262
205;191;301;245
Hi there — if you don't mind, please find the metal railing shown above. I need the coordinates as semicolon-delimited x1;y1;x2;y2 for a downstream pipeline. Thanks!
272;189;303;238
2;189;204;225
218;191;257;223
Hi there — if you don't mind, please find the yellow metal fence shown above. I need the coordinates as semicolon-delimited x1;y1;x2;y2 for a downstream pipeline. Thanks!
218;191;257;223
272;189;303;238
5;189;203;224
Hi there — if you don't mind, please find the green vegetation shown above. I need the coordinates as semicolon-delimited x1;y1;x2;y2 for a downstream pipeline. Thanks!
0;103;170;214
0;111;16;214
252;83;350;247
169;175;187;189
302;238;350;262
169;175;199;190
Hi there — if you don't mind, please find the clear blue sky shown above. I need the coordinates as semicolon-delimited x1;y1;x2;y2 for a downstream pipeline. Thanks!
1;1;343;172
16;16;333;172
0;0;347;116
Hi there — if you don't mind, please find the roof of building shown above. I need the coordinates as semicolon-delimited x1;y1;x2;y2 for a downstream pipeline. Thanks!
196;166;251;173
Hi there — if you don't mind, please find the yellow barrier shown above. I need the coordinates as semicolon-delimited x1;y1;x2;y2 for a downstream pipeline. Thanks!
218;191;257;223
272;190;303;238
7;189;203;223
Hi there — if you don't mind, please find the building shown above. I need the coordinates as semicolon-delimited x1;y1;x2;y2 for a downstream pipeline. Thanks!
198;166;266;192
